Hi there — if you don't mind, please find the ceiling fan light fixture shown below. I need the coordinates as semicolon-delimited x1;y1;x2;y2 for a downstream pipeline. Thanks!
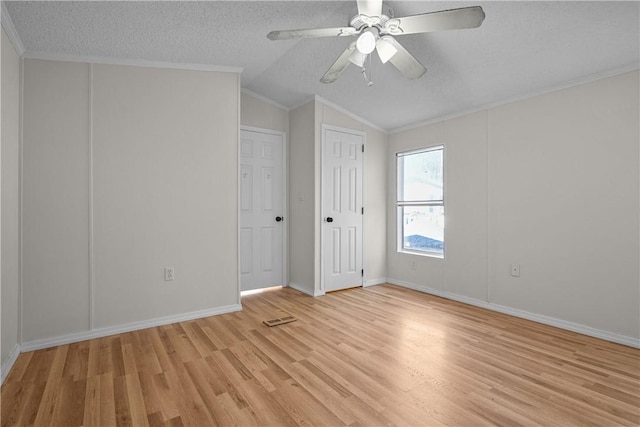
349;50;367;67
356;29;377;54
376;36;398;64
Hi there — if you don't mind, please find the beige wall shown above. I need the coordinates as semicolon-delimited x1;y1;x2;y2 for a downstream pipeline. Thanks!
1;28;21;370
288;101;315;293
315;101;387;289
241;91;288;133
21;59;240;344
288;99;387;295
92;64;239;328
22;59;91;342
240;91;290;290
388;71;640;342
387;111;489;297
10;43;634;360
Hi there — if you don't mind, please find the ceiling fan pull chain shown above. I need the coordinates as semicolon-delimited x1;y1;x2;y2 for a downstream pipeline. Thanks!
360;55;374;86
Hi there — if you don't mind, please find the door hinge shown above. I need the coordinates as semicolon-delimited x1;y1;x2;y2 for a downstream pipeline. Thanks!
361;207;364;215
361;269;364;277
361;145;365;153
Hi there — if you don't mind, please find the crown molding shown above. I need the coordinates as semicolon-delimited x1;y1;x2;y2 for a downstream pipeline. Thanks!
289;95;316;112
22;51;243;74
315;95;388;134
390;63;640;134
288;94;388;133
1;2;25;55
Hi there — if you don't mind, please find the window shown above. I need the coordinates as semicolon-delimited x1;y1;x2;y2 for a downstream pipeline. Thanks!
397;146;444;256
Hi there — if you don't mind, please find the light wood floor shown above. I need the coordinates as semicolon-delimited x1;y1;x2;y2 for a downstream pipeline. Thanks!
2;284;639;426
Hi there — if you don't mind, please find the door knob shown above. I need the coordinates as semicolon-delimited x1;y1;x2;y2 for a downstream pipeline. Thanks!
275;216;283;222
326;217;334;223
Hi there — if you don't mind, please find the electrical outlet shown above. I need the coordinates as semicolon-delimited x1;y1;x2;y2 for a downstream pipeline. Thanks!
510;264;520;277
411;260;417;270
165;266;175;281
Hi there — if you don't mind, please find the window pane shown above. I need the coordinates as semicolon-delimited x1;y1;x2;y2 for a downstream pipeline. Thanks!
401;206;444;254
398;148;443;202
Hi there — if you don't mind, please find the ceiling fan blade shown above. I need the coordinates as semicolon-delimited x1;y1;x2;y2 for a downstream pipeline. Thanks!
382;6;485;36
267;27;357;40
320;42;358;84
383;37;426;80
357;0;383;18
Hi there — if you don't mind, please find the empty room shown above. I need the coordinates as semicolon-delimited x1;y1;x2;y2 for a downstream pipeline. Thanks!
1;1;639;426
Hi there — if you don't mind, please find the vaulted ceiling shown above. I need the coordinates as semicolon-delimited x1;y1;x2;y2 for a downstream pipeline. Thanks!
4;1;639;131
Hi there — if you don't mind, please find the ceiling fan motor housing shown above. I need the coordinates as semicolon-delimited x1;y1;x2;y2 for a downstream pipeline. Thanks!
349;11;392;32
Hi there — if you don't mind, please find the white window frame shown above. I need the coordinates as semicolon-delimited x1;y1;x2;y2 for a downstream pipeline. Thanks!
396;145;445;258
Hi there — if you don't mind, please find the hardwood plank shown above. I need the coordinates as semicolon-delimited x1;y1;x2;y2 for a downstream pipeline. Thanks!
113;374;132;426
125;372;149;427
19;348;55;384
83;375;100;427
1;383;34;427
2;284;639;426
146;411;164;427
12;382;46;426
182;359;236;426
62;342;86;381
131;329;163;376
99;372;117;427
3;352;33;385
148;372;180;422
50;378;85;426
165;370;214;427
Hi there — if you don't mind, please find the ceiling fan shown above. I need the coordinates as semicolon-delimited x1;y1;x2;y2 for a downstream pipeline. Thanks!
267;0;485;84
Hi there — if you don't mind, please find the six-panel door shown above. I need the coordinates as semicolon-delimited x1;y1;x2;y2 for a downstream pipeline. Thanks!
240;130;284;291
322;128;363;292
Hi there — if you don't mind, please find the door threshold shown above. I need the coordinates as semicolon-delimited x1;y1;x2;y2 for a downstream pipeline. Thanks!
325;285;363;294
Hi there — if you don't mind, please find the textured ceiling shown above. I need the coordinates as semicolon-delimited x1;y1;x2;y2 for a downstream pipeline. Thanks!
4;1;640;131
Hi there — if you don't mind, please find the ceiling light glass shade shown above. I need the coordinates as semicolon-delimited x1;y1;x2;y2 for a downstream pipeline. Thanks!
356;31;376;54
376;37;398;64
349;50;367;67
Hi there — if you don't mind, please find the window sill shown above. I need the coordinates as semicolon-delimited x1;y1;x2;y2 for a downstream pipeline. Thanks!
399;249;444;259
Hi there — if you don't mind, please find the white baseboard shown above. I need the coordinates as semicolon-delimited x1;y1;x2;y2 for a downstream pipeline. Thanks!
388;278;640;349
364;278;387;287
20;304;242;353
1;344;21;384
288;282;322;297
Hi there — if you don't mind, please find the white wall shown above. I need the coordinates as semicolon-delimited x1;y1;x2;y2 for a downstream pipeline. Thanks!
388;71;640;344
21;59;241;345
1;27;21;372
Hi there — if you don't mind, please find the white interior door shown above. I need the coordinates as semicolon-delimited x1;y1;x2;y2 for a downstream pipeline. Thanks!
240;129;284;291
322;127;364;292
